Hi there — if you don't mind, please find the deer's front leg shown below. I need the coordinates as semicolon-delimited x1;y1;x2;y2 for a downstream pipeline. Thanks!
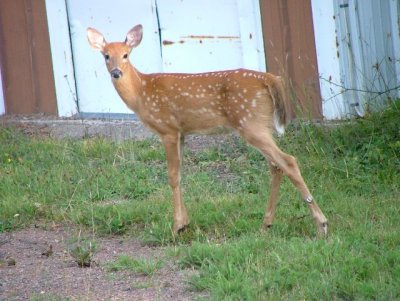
161;133;189;234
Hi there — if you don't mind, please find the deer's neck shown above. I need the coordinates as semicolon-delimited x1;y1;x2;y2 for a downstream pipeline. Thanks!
112;64;143;112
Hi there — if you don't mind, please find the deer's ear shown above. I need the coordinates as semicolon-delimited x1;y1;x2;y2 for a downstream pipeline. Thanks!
125;24;143;48
87;28;107;51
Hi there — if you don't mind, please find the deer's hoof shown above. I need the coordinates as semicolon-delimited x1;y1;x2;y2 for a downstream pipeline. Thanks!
317;222;328;238
261;223;273;232
173;223;189;235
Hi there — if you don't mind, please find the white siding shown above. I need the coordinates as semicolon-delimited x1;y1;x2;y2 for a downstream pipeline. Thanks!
312;0;400;120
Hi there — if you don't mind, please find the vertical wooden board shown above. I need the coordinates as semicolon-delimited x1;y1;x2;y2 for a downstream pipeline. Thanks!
0;0;56;114
260;0;322;119
67;0;161;114
45;0;78;117
29;0;57;114
0;0;34;114
287;0;322;118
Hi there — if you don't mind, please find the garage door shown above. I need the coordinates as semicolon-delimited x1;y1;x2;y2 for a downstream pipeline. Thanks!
67;0;265;115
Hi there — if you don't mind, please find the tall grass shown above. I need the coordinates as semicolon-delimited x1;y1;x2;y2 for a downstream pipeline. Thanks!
0;101;399;299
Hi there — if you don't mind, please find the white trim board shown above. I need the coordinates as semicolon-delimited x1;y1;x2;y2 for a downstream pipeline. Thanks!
0;64;4;115
311;0;345;120
45;0;78;117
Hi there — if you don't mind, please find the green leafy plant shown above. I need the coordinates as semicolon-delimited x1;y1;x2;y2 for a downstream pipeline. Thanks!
67;237;97;267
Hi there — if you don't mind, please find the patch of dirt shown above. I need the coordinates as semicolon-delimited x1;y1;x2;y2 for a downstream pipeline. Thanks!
0;226;205;301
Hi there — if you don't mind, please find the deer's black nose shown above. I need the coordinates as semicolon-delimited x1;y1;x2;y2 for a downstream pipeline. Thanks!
111;69;122;79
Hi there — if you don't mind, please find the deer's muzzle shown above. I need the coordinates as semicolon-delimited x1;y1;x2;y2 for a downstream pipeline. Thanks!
111;69;122;79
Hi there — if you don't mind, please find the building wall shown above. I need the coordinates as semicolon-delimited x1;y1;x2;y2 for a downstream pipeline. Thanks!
312;0;400;119
5;1;394;120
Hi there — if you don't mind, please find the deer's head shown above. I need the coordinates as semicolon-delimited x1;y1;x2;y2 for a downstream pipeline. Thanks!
87;24;143;80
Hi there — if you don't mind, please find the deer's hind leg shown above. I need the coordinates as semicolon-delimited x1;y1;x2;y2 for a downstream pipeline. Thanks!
262;163;284;230
240;128;328;237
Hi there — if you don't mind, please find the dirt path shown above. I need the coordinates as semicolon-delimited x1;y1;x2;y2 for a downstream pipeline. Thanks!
0;226;205;301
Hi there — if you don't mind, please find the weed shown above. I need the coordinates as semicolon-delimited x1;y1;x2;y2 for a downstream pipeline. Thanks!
67;237;97;267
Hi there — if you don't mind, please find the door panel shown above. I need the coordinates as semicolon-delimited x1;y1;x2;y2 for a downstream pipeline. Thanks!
157;0;265;73
156;0;242;73
68;0;265;114
66;0;161;114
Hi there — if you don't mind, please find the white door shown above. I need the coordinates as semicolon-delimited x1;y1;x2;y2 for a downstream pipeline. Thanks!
156;0;265;73
67;0;265;115
66;0;162;115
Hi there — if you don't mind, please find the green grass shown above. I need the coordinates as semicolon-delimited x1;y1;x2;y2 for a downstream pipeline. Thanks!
107;255;164;276
1;101;399;300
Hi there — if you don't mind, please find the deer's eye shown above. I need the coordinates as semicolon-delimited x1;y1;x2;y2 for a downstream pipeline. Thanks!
104;54;110;61
123;53;128;59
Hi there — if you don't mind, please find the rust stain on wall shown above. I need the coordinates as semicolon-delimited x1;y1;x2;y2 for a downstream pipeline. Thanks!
181;35;240;40
162;40;186;46
162;35;239;46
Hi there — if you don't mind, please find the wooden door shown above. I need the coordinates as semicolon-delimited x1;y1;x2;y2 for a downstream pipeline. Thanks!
0;0;57;114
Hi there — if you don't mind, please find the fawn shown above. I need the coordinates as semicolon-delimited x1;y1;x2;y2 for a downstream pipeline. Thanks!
87;24;328;237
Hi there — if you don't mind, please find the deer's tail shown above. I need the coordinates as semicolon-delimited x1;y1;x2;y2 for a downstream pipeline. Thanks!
266;75;290;136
